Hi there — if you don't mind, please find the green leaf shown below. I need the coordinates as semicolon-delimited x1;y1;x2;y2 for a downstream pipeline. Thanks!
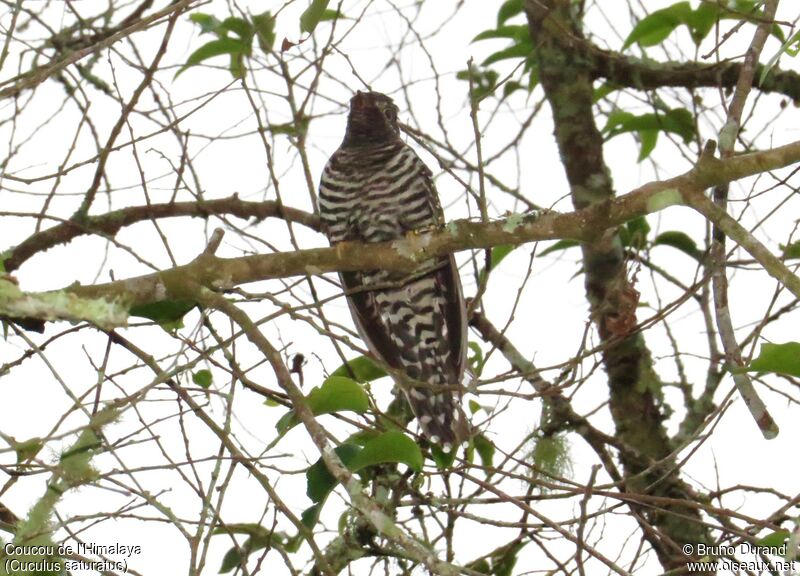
622;2;692;50
284;532;303;553
212;522;275;536
728;1;785;43
684;3;718;44
467;341;485;377
785;34;800;56
267;116;310;137
502;80;523;98
219;16;253;41
689;1;786;48
317;9;343;23
230;52;246;79
624;1;784;53
593;82;620;103
275;410;296;434
603;110;635;134
344;429;381;447
457;67;500;103
468;541;526;576
654;231;702;259
192;369;213;389
175;38;249;78
350;431;423;472
468;399;482;415
527;66;539;90
661;107;696;141
497;0;523;25
781;241;800;259
490;244;515;268
301;434;421;528
620;216;651;249
306;443;362;503
537;239;580;257
300;0;331;34
637;129;658;162
749;342;800;377
129;299;195;328
473;433;495;470
430;444;457;469
605;108;695;142
189;13;222;35
331;356;387;382
276;376;370;434
301;502;323;529
215;525;285;573
761;30;800;85
492;541;526;576
467;558;492;574
482;41;533;66
603;108;695;159
219;546;242;573
184;13;256;81
473;25;529;43
252;11;276;53
308;376;370;416
757;529;790;548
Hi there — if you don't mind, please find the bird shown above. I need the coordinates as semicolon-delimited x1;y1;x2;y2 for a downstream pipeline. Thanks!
318;91;470;451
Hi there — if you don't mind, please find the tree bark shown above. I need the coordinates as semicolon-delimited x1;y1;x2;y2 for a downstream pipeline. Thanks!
525;1;713;572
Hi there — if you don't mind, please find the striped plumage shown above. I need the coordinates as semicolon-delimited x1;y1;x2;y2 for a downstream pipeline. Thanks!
318;91;470;450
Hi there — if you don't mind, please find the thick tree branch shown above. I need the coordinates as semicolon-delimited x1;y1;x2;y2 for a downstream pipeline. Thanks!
523;0;800;102
1;140;798;329
686;190;800;298
0;277;127;329
707;0;781;440
0;138;794;331
3;196;319;272
591;48;800;102
521;12;800;103
526;1;718;571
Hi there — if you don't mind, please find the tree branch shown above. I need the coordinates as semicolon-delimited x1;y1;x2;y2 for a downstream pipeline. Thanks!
2;139;799;327
588;38;800;101
198;289;471;576
0;0;203;100
706;0;781;440
3;196;319;273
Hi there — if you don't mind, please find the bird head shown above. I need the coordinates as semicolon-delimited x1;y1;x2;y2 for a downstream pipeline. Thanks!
342;91;401;147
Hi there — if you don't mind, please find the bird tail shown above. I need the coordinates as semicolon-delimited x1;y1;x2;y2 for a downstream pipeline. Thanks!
405;387;471;453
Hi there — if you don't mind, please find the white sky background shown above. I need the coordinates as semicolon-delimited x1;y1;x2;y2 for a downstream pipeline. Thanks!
1;0;799;574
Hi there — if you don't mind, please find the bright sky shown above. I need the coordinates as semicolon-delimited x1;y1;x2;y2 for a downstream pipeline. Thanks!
1;1;799;574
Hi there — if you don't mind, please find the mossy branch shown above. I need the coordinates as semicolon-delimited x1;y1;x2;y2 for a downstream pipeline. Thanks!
2;138;799;328
2;408;118;571
68;139;800;308
0;277;128;329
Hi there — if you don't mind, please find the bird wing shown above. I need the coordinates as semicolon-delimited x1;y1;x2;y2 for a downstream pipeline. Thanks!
339;253;467;387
